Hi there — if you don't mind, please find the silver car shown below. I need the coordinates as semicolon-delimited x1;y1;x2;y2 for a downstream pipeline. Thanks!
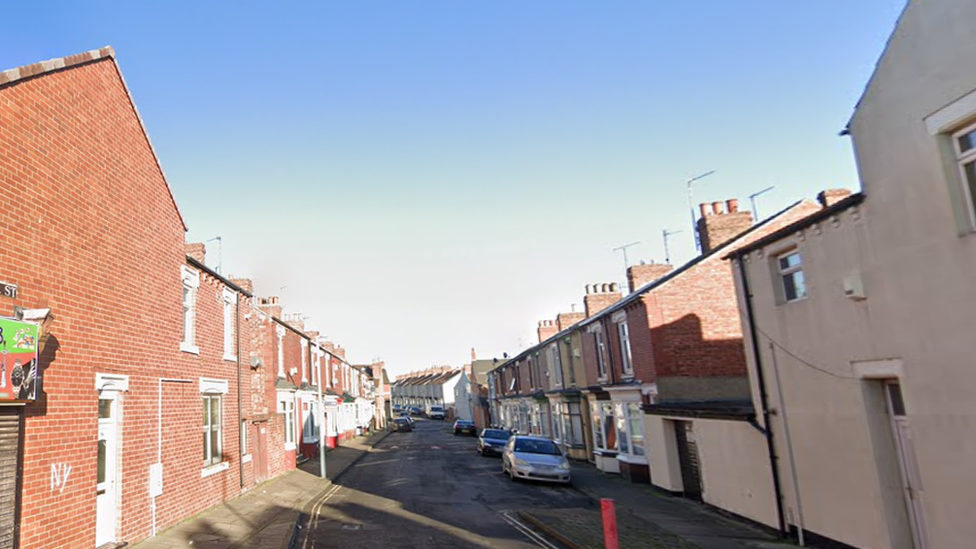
501;435;571;484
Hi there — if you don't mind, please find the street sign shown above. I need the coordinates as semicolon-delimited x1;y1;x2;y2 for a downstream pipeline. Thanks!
0;282;17;299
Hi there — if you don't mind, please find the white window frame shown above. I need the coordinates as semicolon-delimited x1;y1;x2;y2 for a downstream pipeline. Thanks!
549;344;564;388
616;320;633;376
203;394;223;468
278;395;296;450
953;121;976;229
595;329;608;380
614;401;645;458
777;249;807;303
303;401;319;443
222;289;237;362
181;266;200;354
591;401;617;452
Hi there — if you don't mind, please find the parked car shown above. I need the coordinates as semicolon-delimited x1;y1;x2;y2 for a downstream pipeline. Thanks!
477;428;513;456
398;411;414;424
501;436;571;484
428;405;446;420
453;419;477;436
393;417;414;432
409;406;423;416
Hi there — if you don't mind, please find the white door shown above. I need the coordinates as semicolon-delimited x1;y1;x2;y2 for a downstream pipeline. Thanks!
885;382;929;549
96;396;119;547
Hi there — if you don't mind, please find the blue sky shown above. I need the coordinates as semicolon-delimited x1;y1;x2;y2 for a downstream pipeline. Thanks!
3;1;906;375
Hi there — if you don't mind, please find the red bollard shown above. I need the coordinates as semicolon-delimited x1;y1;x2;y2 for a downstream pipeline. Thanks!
601;498;619;549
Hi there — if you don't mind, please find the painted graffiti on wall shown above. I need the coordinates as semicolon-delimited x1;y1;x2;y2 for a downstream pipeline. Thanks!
51;463;71;493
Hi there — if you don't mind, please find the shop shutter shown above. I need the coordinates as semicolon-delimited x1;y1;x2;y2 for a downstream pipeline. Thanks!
0;409;22;549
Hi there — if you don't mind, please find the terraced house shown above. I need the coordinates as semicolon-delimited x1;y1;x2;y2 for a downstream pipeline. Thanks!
0;48;380;549
487;195;827;484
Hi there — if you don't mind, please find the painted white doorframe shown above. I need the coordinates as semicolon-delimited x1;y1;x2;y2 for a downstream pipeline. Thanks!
885;381;930;549
96;391;120;547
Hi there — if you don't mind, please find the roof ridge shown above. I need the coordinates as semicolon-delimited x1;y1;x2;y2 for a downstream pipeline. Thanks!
0;46;114;87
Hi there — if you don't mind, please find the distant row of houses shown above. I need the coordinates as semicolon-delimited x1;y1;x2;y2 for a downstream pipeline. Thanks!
0;49;388;549
485;2;976;548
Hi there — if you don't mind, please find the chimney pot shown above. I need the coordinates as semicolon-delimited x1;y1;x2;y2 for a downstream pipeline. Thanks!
699;203;710;218
727;198;739;212
712;201;724;215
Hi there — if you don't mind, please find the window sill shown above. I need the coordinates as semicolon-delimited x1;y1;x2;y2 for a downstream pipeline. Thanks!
782;296;808;305
615;453;648;465
181;343;200;355
223;354;237;362
242;454;252;463
284;442;297;451
201;461;229;478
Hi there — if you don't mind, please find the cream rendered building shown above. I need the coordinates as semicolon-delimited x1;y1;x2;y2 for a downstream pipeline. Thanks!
726;2;976;548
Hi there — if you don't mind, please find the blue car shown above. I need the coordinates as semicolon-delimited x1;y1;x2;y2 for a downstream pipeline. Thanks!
477;428;513;456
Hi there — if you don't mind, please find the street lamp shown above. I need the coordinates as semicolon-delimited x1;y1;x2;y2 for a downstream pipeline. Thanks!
686;171;716;251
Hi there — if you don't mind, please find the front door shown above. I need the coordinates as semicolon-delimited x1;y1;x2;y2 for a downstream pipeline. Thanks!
886;382;929;549
96;396;119;547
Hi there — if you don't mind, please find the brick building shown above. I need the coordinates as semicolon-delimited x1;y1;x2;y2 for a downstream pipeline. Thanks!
486;197;824;484
0;48;379;549
0;47;255;548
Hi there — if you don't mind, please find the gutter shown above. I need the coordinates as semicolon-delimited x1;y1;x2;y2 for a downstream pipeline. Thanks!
737;257;788;538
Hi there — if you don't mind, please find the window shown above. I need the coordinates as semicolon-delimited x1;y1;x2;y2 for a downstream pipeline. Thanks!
591;401;617;452
595;330;608;379
609;402;646;458
777;250;807;302
223;289;237;361
203;395;222;466
954;122;976;228
181;266;199;354
617;321;633;375
549;344;564;387
303;401;319;442
527;359;534;389
280;397;296;449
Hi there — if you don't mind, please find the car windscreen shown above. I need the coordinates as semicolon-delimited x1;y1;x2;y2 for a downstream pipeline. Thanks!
513;439;561;455
483;430;511;440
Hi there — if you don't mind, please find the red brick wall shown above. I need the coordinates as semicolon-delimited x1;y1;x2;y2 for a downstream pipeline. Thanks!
0;57;189;548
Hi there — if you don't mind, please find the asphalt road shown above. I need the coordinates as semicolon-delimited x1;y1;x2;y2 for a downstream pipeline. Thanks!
296;418;594;549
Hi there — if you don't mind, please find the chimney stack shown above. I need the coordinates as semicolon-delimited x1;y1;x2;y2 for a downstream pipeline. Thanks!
537;320;558;343
627;262;674;293
186;242;206;264
257;296;282;319
230;277;253;294
584;283;622;318
697;198;754;254
817;188;853;208
556;311;585;331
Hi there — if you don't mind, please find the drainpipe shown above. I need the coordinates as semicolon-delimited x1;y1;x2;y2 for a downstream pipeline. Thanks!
736;257;788;538
237;298;244;489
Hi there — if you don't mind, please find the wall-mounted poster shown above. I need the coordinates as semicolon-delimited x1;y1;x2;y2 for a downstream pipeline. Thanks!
0;317;39;401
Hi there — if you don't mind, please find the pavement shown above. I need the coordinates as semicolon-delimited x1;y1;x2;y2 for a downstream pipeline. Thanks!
519;461;800;549
130;428;391;549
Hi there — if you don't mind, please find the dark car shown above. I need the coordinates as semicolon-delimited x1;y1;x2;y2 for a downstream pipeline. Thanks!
393;417;414;432
453;419;477;436
477;428;513;456
409;406;423;416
